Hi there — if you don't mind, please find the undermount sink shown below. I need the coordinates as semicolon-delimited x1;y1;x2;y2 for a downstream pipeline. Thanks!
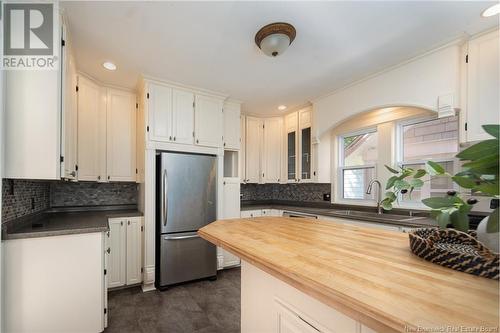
327;210;426;222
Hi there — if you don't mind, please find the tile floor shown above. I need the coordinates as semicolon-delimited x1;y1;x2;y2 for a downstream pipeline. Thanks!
104;267;241;333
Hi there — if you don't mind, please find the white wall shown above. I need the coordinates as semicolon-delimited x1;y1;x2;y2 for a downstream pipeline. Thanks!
313;43;462;138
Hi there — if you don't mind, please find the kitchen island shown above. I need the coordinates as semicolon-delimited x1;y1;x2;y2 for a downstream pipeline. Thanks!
198;217;499;333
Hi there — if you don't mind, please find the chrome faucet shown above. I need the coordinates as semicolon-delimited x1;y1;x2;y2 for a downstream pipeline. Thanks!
366;180;383;214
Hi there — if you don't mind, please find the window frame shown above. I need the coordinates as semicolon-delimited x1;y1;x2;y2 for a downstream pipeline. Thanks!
395;116;460;208
337;127;378;204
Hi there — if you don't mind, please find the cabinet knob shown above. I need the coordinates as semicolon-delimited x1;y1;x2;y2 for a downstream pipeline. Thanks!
169;136;172;140
128;220;130;225
173;137;176;141
108;176;110;180
97;176;101;180
223;142;226;147
196;139;199;144
70;171;76;177
120;221;123;226
106;248;111;254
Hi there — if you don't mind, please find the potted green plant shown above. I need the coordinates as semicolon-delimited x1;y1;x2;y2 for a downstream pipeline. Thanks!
382;124;499;251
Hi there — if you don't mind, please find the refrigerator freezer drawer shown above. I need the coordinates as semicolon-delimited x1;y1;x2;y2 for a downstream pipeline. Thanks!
159;232;217;286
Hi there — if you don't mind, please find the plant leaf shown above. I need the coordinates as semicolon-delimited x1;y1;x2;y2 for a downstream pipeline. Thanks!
436;210;451;229
394;179;410;190
409;178;424;188
475;182;500;196
381;199;393;211
451;176;477;189
450;210;469;232
486;208;499;233
385;165;400;174
456;139;499;161
385;191;397;201
386;176;398;190
422;196;460;209
413;169;426;178
482;124;500;139
426;161;445;175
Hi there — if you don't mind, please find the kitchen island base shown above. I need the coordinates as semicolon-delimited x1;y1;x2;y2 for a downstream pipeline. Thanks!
242;260;376;333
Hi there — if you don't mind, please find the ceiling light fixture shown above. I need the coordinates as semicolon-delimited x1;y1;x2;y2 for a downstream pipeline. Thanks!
102;61;117;71
482;3;500;17
255;22;296;57
278;105;287;111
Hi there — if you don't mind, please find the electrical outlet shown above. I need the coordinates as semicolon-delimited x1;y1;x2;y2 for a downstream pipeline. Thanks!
323;193;331;201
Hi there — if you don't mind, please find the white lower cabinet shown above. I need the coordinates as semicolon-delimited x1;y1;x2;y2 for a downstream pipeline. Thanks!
241;209;263;218
107;216;143;288
221;177;242;269
275;299;332;333
3;232;106;333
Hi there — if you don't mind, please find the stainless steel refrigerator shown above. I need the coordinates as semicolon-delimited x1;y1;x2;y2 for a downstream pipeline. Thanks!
156;151;217;289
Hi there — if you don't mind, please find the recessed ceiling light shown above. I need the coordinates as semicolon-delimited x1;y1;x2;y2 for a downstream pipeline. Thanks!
482;3;500;17
102;61;117;71
278;105;287;111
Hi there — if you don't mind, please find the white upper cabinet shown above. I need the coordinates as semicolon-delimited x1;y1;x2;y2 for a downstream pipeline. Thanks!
61;34;78;180
298;108;313;182
285;112;299;183
106;88;137;182
223;101;242;150
240;115;246;183
465;29;500;142
194;94;224;148
172;89;195;144
263;117;283;183
245;117;263;183
77;76;105;182
148;83;173;142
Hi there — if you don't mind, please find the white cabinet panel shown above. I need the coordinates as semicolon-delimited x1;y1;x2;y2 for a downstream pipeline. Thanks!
126;217;143;285
224;101;242;150
240;210;262;218
148;83;173;142
106;88;136;182
222;178;241;268
245;117;263;183
275;300;330;333
240;116;246;183
61;40;78;180
285;112;298;183
466;29;500;142
172;88;195;144
195;94;223;147
263;117;283;183
77;76;105;182
108;219;126;288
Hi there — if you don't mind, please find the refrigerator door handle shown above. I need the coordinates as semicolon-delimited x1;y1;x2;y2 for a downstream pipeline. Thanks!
162;169;168;227
164;234;200;241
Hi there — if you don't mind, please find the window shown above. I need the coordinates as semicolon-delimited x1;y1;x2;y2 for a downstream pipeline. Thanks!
339;129;378;200
398;116;459;203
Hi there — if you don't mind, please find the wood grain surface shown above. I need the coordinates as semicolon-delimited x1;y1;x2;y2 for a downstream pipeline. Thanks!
198;217;499;333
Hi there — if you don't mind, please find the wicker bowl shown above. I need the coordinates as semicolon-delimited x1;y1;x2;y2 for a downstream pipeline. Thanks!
409;228;499;279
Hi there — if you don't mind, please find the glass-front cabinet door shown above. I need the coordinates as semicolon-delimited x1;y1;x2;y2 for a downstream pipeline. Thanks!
287;131;296;181
300;127;311;181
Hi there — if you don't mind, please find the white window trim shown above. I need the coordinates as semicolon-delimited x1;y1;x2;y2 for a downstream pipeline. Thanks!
394;116;460;209
336;127;378;204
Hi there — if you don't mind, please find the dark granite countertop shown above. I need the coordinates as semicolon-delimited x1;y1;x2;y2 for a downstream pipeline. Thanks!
240;200;439;228
3;205;143;240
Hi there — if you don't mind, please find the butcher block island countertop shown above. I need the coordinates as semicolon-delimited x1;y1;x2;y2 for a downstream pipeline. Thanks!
198;217;499;333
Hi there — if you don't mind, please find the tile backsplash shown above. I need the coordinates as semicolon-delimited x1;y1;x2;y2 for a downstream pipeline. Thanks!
50;182;138;207
241;183;331;202
2;180;50;223
2;179;138;224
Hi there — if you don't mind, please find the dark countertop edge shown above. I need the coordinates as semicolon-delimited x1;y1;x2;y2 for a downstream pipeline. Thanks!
240;200;436;228
4;226;109;240
2;205;143;241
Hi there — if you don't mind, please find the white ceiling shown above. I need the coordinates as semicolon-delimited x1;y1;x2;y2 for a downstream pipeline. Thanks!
62;1;499;115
